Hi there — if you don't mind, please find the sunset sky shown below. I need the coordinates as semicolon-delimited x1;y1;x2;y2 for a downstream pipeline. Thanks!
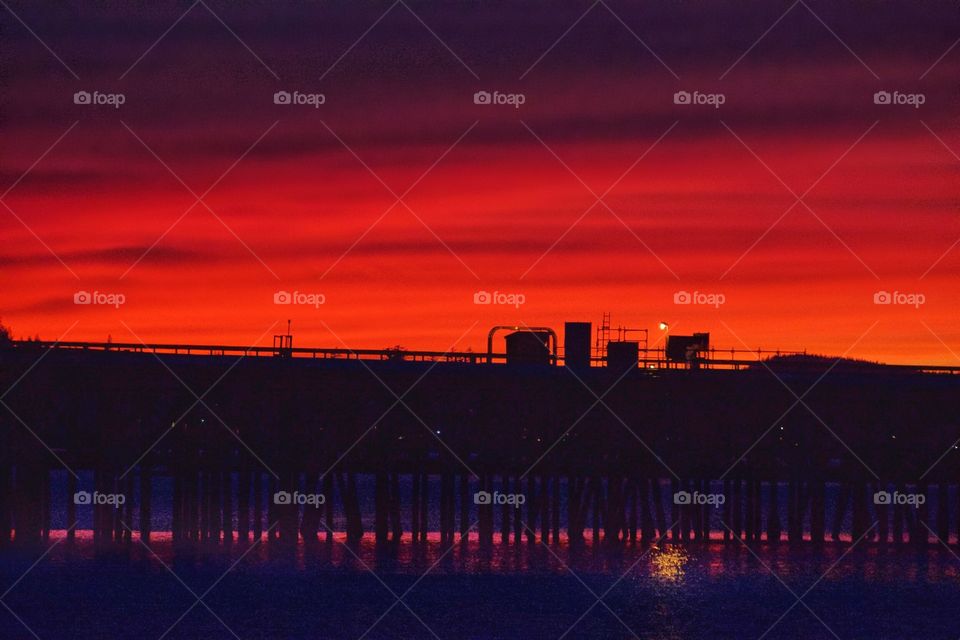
2;1;959;364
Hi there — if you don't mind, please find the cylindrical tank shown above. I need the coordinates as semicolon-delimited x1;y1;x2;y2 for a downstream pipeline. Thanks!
505;331;551;365
564;322;592;370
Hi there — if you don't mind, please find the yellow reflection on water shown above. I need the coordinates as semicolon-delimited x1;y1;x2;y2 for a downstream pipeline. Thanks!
651;545;688;582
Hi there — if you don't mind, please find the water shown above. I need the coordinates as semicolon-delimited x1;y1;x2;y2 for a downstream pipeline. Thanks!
1;536;957;639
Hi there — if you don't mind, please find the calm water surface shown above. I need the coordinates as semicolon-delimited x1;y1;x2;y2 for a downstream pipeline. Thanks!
1;535;957;639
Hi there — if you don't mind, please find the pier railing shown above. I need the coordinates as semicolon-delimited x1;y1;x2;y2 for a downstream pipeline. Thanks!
12;340;960;374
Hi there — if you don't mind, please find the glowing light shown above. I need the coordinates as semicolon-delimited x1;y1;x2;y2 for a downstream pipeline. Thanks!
651;546;688;582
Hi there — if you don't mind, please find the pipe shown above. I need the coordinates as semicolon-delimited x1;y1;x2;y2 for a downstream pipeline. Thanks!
486;326;557;364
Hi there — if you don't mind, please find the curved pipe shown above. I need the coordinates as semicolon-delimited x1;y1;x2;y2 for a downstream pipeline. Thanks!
486;326;557;364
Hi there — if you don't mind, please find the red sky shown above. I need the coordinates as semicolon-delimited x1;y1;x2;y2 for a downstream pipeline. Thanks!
1;1;959;364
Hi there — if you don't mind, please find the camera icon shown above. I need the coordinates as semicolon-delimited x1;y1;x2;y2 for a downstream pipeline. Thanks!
73;491;92;505
673;290;691;304
73;91;91;105
873;91;891;105
274;290;292;305
273;491;292;505
673;490;691;505
473;290;492;305
74;290;91;305
673;91;691;105
274;90;292;105
873;490;891;505
473;91;492;105
474;491;492;505
873;290;891;305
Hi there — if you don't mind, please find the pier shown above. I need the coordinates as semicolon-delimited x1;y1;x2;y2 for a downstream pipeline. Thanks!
1;327;959;550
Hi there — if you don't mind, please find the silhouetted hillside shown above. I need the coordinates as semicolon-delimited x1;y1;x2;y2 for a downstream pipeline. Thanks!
755;353;888;372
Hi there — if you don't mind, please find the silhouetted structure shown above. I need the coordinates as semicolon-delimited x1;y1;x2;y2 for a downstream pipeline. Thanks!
0;324;959;550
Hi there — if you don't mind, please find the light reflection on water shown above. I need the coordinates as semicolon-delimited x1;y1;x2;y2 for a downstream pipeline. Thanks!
20;529;960;584
3;534;960;639
651;546;688;582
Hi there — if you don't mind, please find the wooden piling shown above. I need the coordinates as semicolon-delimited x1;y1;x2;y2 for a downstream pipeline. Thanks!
767;480;781;543
253;472;263;542
411;472;420;541
237;470;250;543
459;474;469;542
